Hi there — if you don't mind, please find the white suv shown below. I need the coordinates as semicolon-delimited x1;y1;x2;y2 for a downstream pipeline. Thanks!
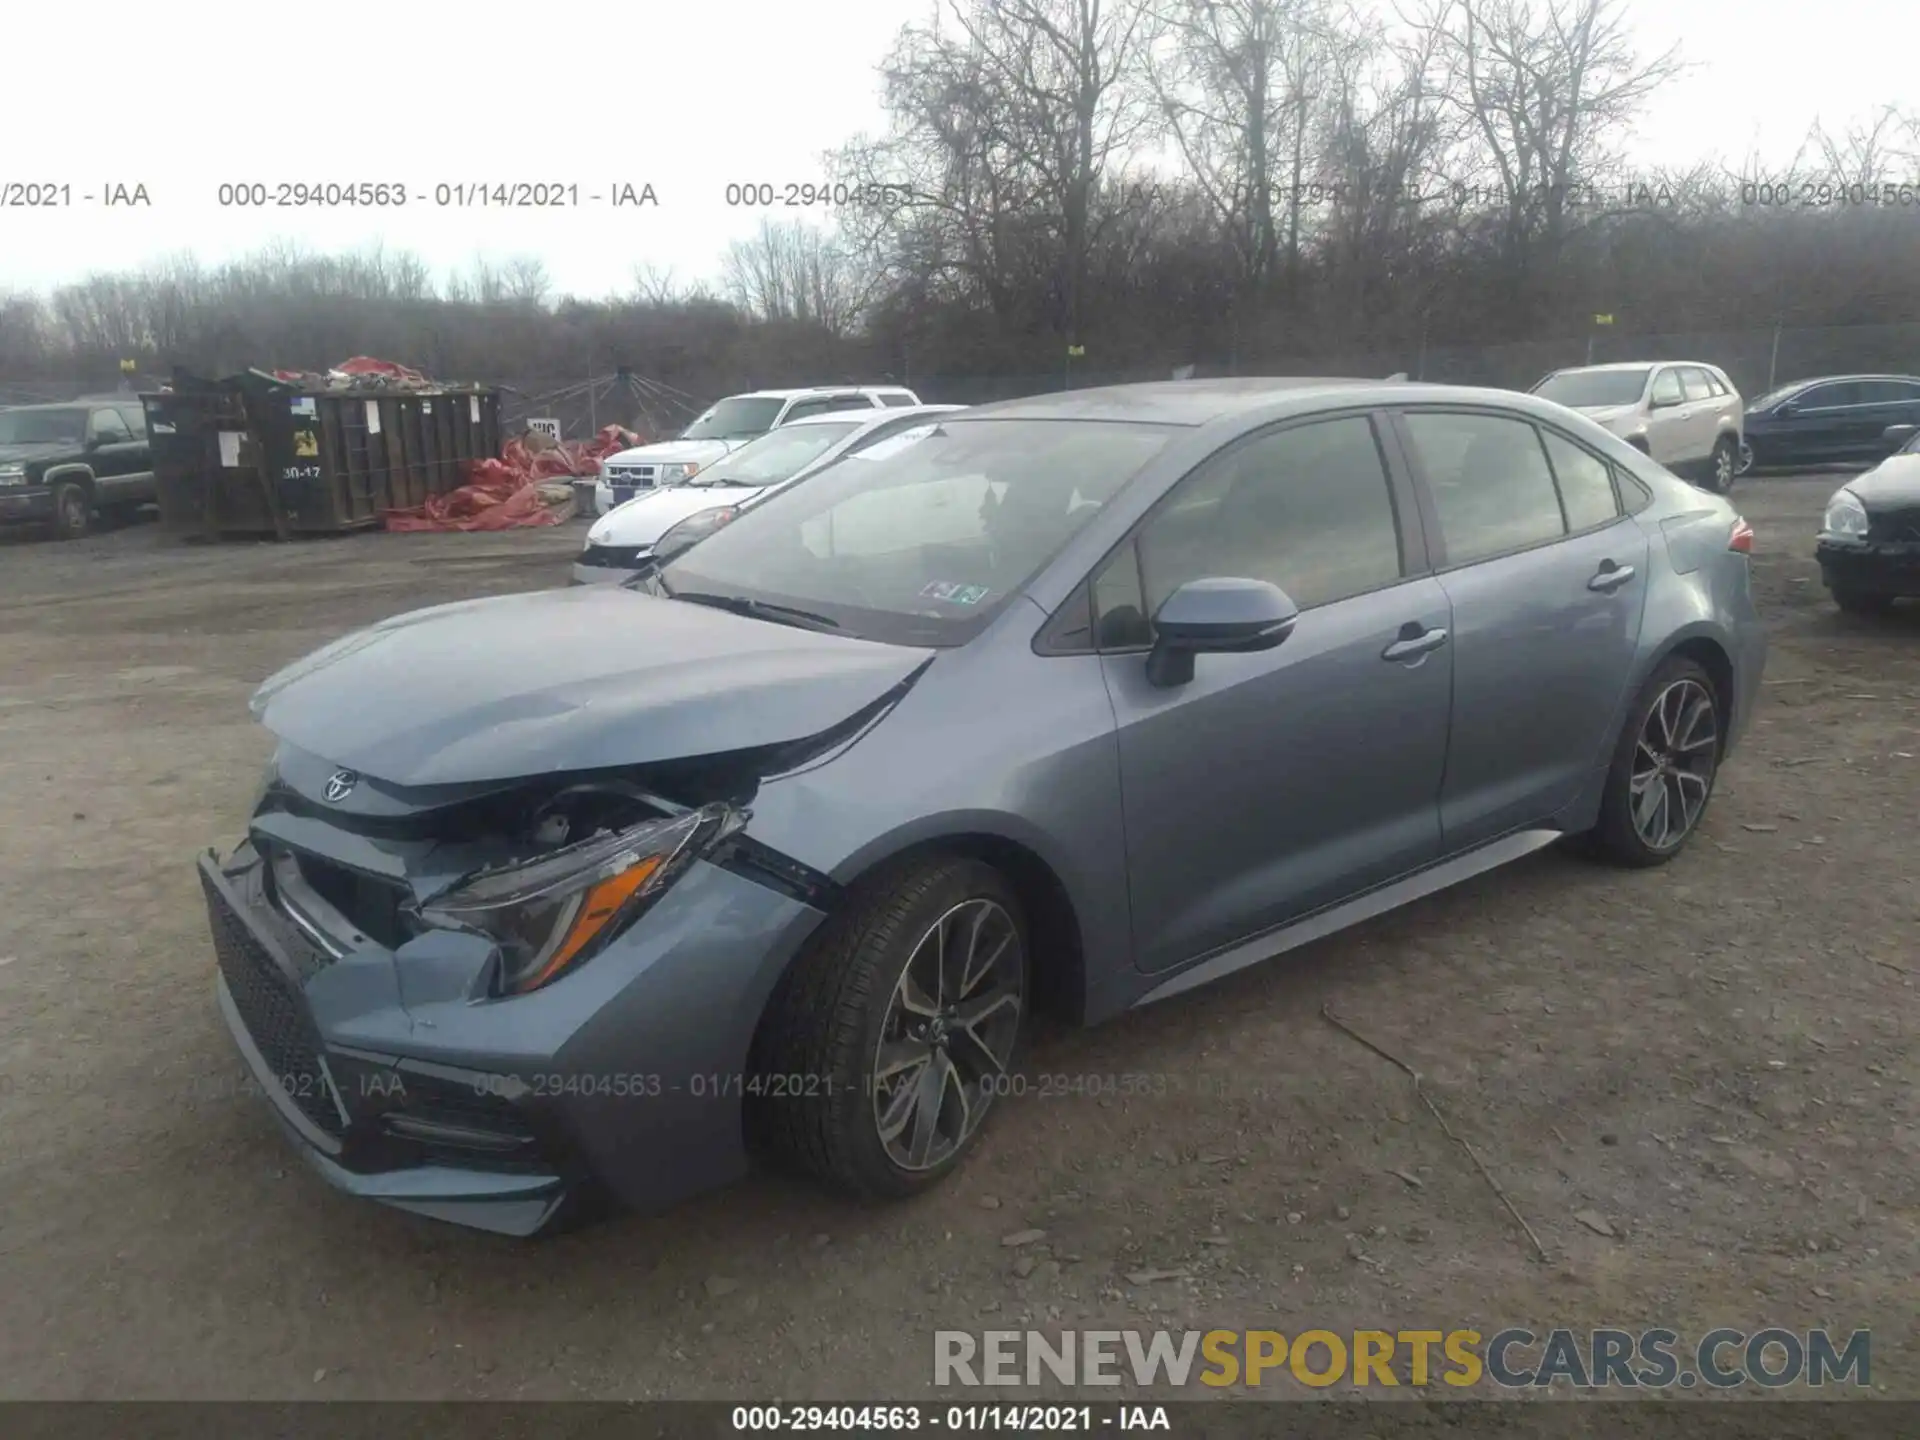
1530;362;1745;493
594;385;920;514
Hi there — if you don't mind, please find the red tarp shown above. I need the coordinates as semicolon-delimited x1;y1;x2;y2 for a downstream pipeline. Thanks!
381;424;644;533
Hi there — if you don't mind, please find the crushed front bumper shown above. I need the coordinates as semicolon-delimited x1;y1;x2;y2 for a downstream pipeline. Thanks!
198;835;826;1236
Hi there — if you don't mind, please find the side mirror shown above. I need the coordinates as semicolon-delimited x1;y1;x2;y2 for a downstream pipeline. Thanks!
1649;394;1679;410
1778;400;1799;417
1882;423;1916;452
1145;577;1299;688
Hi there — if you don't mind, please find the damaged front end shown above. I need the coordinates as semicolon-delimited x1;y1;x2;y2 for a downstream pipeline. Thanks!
200;694;906;1235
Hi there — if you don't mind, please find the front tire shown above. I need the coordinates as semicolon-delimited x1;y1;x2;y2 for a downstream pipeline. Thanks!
51;481;92;540
750;855;1029;1200
1583;657;1723;868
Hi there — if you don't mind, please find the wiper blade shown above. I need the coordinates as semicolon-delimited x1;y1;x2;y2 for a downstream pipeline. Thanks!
670;591;842;632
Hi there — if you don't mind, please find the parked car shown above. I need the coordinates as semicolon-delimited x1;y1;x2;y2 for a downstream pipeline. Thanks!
1529;362;1744;493
0;397;154;539
1814;421;1920;613
575;404;965;585
198;378;1765;1235
1739;374;1920;474
594;385;922;516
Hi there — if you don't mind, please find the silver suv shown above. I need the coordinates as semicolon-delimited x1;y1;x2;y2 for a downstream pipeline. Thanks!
1531;363;1744;493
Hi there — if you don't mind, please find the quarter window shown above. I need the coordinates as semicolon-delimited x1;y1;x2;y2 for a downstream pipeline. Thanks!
1402;411;1567;565
1539;430;1620;532
1105;416;1404;642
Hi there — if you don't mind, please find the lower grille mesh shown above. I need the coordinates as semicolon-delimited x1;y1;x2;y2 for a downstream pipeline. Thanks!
203;870;344;1138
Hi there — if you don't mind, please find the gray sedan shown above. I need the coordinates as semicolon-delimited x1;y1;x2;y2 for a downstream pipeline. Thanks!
197;379;1767;1235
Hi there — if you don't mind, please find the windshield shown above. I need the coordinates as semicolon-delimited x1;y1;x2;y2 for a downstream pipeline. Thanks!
678;397;785;441
692;421;861;486
0;408;87;446
1532;369;1651;407
658;419;1176;647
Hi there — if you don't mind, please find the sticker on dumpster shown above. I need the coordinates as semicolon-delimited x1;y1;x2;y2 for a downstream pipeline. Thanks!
217;431;243;467
293;430;319;457
469;396;481;424
289;396;316;417
364;400;382;434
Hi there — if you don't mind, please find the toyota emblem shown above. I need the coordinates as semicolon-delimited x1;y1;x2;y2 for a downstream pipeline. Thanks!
323;769;359;803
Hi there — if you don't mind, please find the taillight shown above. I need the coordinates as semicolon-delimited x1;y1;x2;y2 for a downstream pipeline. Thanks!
1728;517;1753;553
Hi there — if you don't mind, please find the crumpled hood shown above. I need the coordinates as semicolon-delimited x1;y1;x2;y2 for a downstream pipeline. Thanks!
251;587;933;787
601;438;742;469
589;483;767;547
1848;452;1920;508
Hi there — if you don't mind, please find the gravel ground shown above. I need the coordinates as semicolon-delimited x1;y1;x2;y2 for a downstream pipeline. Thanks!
0;475;1913;1402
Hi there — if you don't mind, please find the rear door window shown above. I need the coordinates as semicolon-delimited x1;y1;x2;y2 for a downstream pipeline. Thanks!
1401;411;1568;566
1650;369;1685;406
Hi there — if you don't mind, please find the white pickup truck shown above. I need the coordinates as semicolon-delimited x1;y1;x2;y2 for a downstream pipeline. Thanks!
595;384;921;515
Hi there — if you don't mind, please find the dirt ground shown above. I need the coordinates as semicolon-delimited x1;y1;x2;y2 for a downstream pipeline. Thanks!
0;478;1913;1403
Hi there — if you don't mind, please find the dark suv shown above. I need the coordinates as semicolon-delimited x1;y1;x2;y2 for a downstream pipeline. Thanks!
0;398;155;539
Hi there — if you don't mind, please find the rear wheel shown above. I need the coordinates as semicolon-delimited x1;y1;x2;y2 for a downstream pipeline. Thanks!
1831;587;1894;616
750;855;1028;1199
1582;657;1722;868
51;482;91;540
1705;436;1737;493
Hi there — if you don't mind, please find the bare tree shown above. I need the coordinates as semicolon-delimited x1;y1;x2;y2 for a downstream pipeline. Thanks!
721;219;874;335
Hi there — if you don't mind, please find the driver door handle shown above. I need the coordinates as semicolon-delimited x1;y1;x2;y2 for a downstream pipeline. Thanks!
1588;562;1636;593
1381;625;1449;662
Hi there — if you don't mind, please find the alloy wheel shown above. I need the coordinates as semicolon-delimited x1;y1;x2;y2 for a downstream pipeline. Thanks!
1712;442;1736;491
1630;678;1719;851
1734;441;1754;477
871;898;1023;1172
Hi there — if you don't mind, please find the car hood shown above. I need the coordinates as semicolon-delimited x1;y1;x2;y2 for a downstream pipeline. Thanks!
1848;453;1920;508
589;484;768;546
0;441;74;465
602;438;744;468
251;587;933;787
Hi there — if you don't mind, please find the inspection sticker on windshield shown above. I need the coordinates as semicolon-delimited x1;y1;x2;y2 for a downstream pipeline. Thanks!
921;581;990;605
850;424;940;461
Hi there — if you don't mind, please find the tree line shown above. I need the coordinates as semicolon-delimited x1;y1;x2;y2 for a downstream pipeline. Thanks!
3;0;1918;414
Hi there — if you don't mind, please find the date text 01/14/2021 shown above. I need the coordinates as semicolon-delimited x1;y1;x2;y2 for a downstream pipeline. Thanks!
210;182;659;208
730;1404;1171;1431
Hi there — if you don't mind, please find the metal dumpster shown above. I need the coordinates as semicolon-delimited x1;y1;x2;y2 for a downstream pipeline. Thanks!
145;369;504;538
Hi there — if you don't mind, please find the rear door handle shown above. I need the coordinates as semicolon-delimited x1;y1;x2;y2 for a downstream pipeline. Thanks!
1588;563;1636;593
1382;626;1449;662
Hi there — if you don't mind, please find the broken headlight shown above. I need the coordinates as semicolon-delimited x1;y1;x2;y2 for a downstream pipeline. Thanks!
416;803;742;995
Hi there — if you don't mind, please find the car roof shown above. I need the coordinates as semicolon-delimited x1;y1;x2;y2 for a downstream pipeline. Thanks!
779;403;964;428
946;377;1422;427
1772;373;1920;387
727;386;915;400
1545;361;1720;375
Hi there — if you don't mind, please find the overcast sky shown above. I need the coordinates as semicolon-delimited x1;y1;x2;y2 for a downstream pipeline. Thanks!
5;0;1913;300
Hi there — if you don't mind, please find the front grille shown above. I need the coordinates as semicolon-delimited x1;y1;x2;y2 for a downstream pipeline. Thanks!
290;852;410;950
1868;505;1920;543
579;542;649;569
202;869;344;1138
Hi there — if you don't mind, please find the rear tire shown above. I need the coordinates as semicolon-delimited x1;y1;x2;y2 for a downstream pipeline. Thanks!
1582;657;1723;868
1831;588;1894;616
1706;436;1737;493
51;482;91;540
750;854;1029;1201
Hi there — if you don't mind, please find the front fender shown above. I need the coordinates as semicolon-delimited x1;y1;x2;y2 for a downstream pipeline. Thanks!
39;462;96;490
